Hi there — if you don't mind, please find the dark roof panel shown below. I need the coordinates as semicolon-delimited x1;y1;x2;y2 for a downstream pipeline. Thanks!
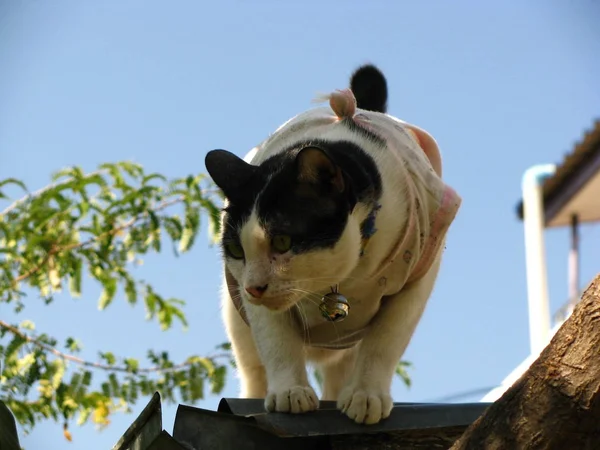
173;398;491;449
113;393;492;450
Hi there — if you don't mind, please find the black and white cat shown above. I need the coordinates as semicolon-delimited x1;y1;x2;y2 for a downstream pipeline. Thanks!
205;65;462;425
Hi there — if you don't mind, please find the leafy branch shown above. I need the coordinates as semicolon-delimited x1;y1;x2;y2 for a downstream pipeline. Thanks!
0;320;230;374
9;194;185;288
0;318;231;433
0;162;228;435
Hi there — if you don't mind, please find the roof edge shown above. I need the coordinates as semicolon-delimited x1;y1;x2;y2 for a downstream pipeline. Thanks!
515;119;600;223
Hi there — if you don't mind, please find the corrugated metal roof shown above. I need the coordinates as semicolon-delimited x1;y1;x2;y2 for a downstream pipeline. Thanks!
516;119;600;222
113;392;492;450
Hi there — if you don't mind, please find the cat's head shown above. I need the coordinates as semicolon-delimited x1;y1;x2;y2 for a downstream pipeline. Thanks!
205;65;387;311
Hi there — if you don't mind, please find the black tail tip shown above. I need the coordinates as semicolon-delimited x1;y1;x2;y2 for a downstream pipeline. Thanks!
350;64;388;113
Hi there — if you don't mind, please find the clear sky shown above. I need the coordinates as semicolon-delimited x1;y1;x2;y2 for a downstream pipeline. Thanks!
1;1;599;449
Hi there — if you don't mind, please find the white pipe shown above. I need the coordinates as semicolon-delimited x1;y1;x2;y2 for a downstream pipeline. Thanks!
522;164;556;355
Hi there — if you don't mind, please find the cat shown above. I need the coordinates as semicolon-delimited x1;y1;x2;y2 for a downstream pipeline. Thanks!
204;64;462;425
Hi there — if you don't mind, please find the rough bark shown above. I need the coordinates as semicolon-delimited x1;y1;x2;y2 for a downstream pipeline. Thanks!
451;274;600;450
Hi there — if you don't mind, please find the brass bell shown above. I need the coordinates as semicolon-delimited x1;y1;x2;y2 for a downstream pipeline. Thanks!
319;292;350;322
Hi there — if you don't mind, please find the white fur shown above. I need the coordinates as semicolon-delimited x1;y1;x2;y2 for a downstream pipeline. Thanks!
220;106;459;425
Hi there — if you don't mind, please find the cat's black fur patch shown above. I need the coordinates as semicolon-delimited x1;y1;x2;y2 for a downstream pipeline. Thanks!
256;140;382;253
350;64;388;113
341;117;385;146
206;140;382;255
205;64;388;257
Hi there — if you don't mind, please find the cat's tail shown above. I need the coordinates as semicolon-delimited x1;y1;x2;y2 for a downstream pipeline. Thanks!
349;64;388;113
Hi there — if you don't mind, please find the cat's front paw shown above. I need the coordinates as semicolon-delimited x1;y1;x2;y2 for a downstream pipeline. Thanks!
337;386;393;425
265;385;319;414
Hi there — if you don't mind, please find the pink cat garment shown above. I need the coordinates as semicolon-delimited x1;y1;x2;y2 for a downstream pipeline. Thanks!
225;90;462;349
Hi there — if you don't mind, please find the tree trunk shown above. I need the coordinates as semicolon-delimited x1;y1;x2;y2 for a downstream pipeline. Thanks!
451;274;600;450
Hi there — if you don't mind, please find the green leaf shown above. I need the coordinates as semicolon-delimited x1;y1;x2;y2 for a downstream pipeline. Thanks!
157;306;172;331
165;298;188;329
5;334;26;359
124;275;137;305
210;366;227;394
215;342;231;351
189;368;204;401
128;380;139;403
65;337;81;352
0;177;28;191
201;198;222;243
68;372;82;395
51;167;77;182
82;370;92;387
124;358;139;373
163;216;183;252
99;352;117;366
98;276;117;310
142;173;167;185
108;373;119;396
179;205;200;253
79;199;90;217
68;258;82;298
144;287;158;320
150;229;161;252
119;161;143;178
196;357;215;376
51;359;66;389
395;360;412;388
19;320;36;330
77;408;92;426
148;211;160;232
101;382;111;397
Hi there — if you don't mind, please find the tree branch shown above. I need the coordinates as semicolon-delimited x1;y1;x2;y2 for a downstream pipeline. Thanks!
0;170;105;217
10;195;185;287
450;274;600;449
0;320;229;375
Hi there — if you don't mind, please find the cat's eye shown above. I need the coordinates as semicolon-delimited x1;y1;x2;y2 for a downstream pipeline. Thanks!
225;242;245;259
271;234;292;253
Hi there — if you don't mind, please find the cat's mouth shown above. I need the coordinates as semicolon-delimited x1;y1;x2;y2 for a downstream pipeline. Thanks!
245;294;297;312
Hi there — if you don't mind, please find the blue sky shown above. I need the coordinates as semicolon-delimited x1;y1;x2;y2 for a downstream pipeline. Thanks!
1;1;599;449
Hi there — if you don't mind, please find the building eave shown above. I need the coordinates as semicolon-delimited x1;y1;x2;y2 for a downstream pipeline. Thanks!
516;119;600;227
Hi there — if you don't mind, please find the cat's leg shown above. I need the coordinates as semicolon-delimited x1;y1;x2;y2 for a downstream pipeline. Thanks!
317;348;358;401
244;303;319;414
222;287;267;398
337;251;443;425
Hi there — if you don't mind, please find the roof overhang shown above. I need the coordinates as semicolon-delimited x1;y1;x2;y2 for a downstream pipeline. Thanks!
516;120;600;227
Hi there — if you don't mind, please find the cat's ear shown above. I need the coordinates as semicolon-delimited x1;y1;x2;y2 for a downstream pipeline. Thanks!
295;147;345;193
205;149;257;199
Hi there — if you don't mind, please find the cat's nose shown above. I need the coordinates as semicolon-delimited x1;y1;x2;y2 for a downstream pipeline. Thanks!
245;284;268;299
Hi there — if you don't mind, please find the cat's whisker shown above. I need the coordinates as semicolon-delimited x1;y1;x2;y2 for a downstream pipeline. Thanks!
288;275;368;283
295;302;311;343
286;307;297;333
287;288;343;342
287;288;322;302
